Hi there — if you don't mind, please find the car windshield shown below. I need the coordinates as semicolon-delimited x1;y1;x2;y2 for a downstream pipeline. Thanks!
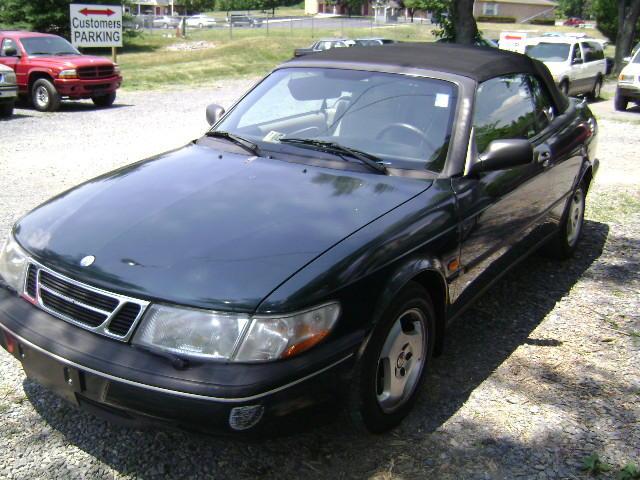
525;42;570;62
214;68;458;172
21;36;79;55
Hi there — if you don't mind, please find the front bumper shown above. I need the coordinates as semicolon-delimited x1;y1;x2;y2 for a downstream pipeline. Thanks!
0;86;18;101
617;84;640;100
54;75;122;98
0;287;359;433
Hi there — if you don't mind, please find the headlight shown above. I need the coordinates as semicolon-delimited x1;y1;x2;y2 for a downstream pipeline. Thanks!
132;302;340;362
2;71;16;84
58;69;78;79
0;234;28;293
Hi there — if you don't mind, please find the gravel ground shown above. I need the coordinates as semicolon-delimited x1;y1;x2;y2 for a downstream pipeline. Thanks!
0;81;638;480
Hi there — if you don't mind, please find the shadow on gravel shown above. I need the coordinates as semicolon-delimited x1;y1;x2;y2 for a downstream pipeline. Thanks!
21;220;610;479
15;103;133;113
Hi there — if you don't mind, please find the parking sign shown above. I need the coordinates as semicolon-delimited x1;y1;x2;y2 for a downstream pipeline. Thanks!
70;4;123;48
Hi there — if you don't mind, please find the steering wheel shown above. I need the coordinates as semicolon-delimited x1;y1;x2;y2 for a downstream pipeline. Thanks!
378;123;437;153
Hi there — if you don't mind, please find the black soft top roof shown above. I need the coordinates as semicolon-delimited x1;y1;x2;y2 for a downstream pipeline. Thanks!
286;42;569;112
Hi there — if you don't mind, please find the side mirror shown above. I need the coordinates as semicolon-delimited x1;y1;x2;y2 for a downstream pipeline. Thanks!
206;103;225;126
622;56;631;64
3;47;19;57
572;57;583;65
467;139;533;175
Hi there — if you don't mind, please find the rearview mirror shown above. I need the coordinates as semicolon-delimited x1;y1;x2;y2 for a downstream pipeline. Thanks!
467;139;533;175
206;103;225;126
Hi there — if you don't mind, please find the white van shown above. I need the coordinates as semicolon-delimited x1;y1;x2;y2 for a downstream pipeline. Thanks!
525;37;606;98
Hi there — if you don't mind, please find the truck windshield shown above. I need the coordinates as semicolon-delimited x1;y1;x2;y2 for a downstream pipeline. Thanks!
525;42;570;62
214;68;458;173
21;37;79;56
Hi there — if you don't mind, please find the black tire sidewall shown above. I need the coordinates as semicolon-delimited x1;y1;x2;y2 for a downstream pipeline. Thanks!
92;92;116;108
349;282;436;433
614;90;627;111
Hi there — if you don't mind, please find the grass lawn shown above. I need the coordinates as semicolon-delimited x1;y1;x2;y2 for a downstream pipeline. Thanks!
117;23;436;90
114;21;612;91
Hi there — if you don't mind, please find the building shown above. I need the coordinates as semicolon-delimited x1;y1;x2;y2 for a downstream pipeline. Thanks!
127;0;185;16
473;0;557;23
305;0;557;23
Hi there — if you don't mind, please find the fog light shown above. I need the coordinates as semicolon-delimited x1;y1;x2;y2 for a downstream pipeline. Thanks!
229;405;264;431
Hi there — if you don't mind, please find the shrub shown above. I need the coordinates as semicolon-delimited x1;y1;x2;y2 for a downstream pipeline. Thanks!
476;15;516;23
530;18;555;25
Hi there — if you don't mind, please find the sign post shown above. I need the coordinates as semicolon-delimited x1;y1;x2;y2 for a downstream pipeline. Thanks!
70;3;123;55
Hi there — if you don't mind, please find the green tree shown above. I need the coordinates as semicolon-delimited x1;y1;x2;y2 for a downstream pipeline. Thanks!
557;0;593;18
402;0;429;22
182;0;216;14
593;0;640;73
422;0;478;44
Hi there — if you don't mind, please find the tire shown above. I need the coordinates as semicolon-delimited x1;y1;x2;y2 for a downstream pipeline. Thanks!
614;89;628;111
92;92;116;108
347;282;436;433
31;78;61;112
589;76;603;101
542;183;586;259
559;80;570;96
0;101;14;118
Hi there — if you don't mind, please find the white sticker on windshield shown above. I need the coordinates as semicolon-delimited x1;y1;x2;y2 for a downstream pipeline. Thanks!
263;131;284;143
435;93;450;108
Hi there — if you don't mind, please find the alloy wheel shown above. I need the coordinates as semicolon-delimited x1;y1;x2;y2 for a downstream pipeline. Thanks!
566;188;584;247
36;86;49;109
376;308;426;413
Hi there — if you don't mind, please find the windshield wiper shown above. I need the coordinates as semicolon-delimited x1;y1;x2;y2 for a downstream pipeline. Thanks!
279;138;388;174
205;130;261;156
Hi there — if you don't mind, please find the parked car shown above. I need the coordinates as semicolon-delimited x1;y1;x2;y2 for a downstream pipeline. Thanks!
563;17;585;27
525;37;606;98
294;38;350;57
438;36;498;48
615;48;640;111
186;14;217;28
354;38;396;47
0;63;17;117
152;15;181;29
0;43;598;435
227;14;262;27
0;31;122;112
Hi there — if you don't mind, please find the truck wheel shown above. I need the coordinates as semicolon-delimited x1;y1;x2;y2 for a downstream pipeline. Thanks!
614;89;628;111
0;101;14;118
32;78;61;112
589;76;602;101
92;92;116;108
347;282;435;433
542;182;586;259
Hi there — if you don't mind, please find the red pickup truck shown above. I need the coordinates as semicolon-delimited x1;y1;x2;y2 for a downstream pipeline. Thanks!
0;31;122;112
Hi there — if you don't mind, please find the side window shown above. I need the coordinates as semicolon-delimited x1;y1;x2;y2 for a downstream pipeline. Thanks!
529;76;555;131
1;38;18;57
473;74;537;154
585;41;604;61
571;43;582;63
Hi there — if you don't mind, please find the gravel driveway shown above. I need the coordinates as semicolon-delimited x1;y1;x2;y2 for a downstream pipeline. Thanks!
0;82;638;480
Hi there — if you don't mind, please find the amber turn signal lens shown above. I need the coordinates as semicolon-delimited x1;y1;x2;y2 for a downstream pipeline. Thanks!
282;330;330;358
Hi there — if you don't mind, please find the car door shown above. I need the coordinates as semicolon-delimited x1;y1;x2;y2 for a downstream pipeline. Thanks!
569;43;587;94
0;38;26;93
582;41;606;86
449;74;557;316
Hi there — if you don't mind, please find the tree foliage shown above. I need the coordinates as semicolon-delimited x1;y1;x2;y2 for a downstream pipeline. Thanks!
593;0;640;72
557;0;593;19
419;0;478;44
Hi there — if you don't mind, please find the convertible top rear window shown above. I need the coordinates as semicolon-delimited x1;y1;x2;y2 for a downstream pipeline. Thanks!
215;68;458;173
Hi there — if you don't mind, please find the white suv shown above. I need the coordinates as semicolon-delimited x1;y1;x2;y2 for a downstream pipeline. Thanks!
525;37;606;99
615;49;640;111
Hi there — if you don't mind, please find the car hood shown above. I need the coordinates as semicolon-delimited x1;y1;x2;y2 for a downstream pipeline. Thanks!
621;62;640;77
27;54;114;69
15;143;432;312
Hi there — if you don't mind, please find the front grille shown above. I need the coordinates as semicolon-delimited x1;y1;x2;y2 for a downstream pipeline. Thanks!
107;303;142;335
77;66;115;79
24;263;148;341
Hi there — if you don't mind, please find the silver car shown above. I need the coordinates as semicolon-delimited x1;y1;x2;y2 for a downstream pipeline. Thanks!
0;64;17;118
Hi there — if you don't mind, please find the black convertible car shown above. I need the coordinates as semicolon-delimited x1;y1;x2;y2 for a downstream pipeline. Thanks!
0;44;598;434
